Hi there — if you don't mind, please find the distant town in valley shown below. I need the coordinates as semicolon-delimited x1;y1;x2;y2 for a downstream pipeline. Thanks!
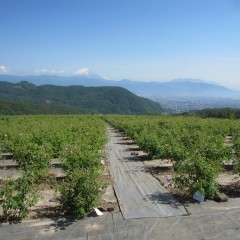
153;97;240;113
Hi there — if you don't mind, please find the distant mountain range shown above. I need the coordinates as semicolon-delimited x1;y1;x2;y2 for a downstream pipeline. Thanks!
0;81;163;115
0;74;239;98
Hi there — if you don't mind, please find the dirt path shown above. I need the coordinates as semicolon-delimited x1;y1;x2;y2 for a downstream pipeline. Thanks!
106;126;187;219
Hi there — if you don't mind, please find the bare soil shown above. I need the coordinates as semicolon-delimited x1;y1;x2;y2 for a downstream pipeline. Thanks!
0;155;119;222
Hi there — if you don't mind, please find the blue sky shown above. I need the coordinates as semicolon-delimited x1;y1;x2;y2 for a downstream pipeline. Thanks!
0;0;240;89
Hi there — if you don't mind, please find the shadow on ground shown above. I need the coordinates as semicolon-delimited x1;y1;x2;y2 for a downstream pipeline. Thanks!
145;192;184;209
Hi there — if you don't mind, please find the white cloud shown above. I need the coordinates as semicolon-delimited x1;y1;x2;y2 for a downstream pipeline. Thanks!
35;68;65;75
0;65;8;73
36;68;48;74
74;67;90;76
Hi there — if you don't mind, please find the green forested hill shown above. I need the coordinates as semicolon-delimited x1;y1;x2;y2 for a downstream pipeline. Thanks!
0;81;163;114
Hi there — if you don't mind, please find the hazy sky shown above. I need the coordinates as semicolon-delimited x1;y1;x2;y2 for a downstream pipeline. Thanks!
1;0;240;89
